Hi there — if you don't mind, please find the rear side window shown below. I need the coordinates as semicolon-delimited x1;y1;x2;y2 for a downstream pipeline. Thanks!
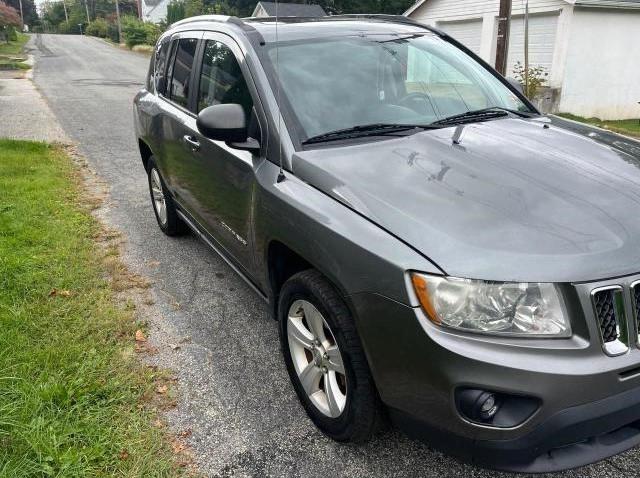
168;38;198;108
154;37;172;95
197;40;253;117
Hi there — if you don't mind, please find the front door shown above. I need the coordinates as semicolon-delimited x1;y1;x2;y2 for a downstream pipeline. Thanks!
182;32;265;273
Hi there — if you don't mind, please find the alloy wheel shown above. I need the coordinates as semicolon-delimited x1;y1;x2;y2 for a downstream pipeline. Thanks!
150;168;167;226
287;299;347;418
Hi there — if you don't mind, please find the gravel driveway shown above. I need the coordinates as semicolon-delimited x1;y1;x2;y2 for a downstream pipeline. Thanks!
28;33;640;478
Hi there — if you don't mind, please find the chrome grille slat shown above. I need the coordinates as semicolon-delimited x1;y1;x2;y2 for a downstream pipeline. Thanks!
632;282;640;337
593;290;618;343
591;285;628;357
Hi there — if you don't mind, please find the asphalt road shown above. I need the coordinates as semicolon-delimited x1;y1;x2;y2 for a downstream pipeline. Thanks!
28;33;640;478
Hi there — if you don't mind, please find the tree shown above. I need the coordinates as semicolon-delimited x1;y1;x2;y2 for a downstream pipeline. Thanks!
0;0;20;41
5;0;37;26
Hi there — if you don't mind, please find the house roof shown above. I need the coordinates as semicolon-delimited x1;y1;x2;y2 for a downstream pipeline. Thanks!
573;0;640;7
404;0;640;16
254;2;327;17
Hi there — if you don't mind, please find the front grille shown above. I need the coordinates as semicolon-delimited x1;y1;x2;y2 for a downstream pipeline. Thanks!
633;283;640;336
593;289;619;343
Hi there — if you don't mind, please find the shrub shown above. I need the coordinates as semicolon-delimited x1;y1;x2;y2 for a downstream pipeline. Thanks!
7;24;17;40
121;16;161;48
512;61;548;99
86;17;109;38
165;0;185;24
107;21;119;42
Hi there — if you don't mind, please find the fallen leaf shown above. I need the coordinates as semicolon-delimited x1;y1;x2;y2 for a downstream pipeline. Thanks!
49;288;57;297
135;330;146;342
153;418;165;428
118;449;129;460
171;441;186;453
156;384;168;394
178;429;192;439
59;290;71;297
169;343;180;351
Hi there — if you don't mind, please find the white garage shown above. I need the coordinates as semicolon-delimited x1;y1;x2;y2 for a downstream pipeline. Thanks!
405;0;640;120
507;13;559;77
436;19;483;55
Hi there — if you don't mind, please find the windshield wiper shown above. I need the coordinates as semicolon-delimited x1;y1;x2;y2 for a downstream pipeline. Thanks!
302;123;439;145
432;107;535;127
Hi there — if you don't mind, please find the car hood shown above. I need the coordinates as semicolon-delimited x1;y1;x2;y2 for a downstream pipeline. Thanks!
292;117;640;282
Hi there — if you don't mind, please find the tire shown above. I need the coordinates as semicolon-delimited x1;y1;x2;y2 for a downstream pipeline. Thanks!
146;157;187;236
278;269;383;442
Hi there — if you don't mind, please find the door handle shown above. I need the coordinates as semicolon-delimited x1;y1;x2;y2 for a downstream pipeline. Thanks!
183;135;200;151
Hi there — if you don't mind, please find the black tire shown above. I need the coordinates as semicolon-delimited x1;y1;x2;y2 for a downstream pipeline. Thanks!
278;269;383;442
146;157;187;236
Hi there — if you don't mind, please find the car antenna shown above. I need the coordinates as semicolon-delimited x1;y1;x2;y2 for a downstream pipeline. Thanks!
275;0;286;183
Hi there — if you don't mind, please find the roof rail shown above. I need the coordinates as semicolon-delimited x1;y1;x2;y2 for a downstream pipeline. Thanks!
332;14;422;25
171;14;231;28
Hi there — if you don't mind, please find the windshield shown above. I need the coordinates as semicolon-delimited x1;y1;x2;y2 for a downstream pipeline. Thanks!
264;33;533;142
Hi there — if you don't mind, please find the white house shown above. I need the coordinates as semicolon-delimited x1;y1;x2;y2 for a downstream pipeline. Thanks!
251;2;326;17
405;0;640;119
141;0;168;24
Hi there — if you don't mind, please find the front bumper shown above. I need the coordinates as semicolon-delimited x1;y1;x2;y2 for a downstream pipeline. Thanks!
348;289;640;472
391;387;640;473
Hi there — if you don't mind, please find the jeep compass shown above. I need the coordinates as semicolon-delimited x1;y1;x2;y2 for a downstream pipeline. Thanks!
133;14;640;472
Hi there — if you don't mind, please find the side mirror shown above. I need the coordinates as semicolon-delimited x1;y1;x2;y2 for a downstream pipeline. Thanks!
506;77;524;94
197;104;249;143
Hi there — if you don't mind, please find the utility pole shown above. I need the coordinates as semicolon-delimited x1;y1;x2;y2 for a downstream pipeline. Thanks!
524;0;530;95
18;0;24;29
115;0;122;44
62;0;69;23
494;0;511;76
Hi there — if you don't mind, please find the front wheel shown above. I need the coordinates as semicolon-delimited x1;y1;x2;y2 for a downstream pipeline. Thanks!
146;157;187;236
278;270;383;442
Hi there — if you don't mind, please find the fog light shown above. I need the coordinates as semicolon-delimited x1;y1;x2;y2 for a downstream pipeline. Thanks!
455;388;540;428
478;392;498;420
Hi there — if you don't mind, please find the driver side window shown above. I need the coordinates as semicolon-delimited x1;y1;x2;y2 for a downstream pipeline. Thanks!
197;40;253;117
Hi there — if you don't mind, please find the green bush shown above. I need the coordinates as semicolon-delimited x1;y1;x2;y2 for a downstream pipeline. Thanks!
166;0;185;24
86;18;109;38
7;26;18;41
107;22;119;42
121;16;161;48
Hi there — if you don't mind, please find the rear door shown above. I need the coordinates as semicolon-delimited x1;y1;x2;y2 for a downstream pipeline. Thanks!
182;32;265;272
156;31;202;208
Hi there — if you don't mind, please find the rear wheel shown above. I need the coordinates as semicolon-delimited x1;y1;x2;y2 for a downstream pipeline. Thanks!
146;157;187;236
279;270;382;442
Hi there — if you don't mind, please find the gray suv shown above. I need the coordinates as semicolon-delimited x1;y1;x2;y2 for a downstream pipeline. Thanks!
133;14;640;472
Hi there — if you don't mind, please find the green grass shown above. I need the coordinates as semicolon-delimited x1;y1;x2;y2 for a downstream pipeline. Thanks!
558;113;640;139
0;33;29;56
0;33;30;70
0;140;181;477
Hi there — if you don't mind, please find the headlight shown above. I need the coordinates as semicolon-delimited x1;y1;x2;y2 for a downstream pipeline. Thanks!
410;272;570;337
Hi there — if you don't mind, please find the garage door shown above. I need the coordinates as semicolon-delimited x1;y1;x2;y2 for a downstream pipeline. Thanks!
507;14;558;77
436;19;483;56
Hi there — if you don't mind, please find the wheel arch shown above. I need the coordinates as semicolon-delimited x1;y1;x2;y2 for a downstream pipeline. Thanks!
266;240;352;320
138;139;154;172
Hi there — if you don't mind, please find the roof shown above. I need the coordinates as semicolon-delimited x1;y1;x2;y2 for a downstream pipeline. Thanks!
253;2;327;17
573;0;640;7
171;15;435;43
404;0;640;15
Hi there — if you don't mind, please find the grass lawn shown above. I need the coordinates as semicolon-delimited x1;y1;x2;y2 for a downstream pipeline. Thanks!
0;33;30;70
0;140;181;476
558;113;640;139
